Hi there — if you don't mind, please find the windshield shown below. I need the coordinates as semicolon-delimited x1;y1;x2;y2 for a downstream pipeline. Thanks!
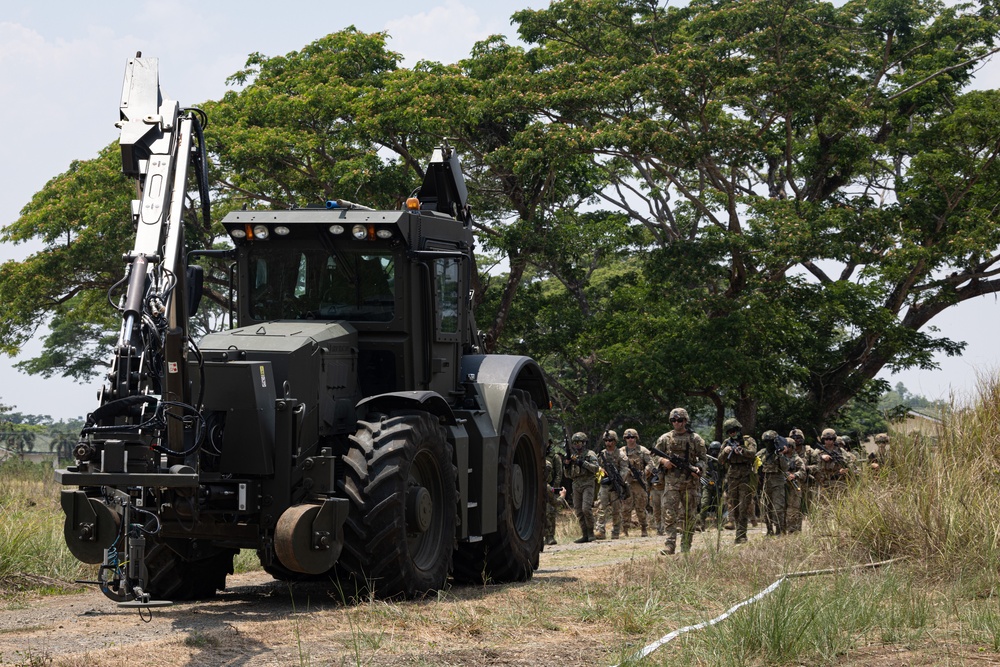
247;245;395;322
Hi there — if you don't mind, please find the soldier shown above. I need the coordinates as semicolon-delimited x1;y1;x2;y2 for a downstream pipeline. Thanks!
620;428;652;537
544;439;564;546
783;438;808;533
814;428;856;496
758;430;791;535
698;440;725;529
652;408;706;555
565;432;600;543
720;417;757;544
595;431;629;540
870;433;890;473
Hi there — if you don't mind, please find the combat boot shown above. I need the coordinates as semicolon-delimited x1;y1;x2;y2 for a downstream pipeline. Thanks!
640;528;648;537
574;533;591;543
660;542;676;556
594;531;606;540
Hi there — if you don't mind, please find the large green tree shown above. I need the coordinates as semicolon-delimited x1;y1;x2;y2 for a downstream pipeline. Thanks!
500;0;1000;430
4;2;1000;437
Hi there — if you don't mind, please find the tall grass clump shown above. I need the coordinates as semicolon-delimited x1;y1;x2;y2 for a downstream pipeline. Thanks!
823;375;1000;574
0;458;89;589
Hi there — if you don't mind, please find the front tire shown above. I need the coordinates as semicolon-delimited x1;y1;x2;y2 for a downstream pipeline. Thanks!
337;412;457;598
127;538;234;602
453;390;545;584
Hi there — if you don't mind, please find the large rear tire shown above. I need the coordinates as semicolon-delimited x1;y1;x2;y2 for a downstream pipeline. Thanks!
453;389;545;584
337;412;457;599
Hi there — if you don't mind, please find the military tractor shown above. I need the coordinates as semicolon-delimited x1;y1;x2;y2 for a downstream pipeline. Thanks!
55;55;549;605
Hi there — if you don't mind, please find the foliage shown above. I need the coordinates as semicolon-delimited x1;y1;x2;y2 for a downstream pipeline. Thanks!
0;459;90;588
4;2;1000;436
0;145;131;361
496;0;1000;431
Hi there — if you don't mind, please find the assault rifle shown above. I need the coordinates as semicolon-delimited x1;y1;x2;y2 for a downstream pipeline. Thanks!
624;459;653;512
814;442;847;467
598;450;630;500
720;437;747;464
648;444;701;478
785;460;802;493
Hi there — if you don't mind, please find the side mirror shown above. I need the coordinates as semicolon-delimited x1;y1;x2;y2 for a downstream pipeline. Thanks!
187;265;204;317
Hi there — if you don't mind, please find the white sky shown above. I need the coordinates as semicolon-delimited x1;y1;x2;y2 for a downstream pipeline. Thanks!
0;0;998;419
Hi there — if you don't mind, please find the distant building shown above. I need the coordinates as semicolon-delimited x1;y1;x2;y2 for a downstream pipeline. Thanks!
863;408;945;453
894;408;945;439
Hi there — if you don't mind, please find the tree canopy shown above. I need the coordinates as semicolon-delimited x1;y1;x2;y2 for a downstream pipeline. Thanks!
2;0;999;437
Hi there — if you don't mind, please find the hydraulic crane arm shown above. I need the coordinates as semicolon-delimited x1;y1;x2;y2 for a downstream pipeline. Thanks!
97;54;210;441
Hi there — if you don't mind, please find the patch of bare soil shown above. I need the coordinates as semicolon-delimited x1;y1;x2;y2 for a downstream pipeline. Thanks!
0;533;653;667
0;525;994;666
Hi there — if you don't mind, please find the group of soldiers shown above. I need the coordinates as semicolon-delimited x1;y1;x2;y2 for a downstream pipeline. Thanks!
544;407;890;556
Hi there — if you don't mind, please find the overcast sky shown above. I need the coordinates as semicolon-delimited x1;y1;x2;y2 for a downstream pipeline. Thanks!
1;0;999;420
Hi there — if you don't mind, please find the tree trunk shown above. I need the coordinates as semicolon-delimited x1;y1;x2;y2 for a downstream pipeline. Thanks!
734;388;759;436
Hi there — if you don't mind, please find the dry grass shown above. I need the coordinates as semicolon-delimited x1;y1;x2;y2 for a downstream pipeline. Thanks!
4;378;1000;665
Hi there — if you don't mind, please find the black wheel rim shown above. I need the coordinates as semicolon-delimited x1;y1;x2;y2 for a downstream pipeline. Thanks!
406;447;446;571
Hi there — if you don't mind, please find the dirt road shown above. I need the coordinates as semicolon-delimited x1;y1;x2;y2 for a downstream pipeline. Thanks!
0;532;681;667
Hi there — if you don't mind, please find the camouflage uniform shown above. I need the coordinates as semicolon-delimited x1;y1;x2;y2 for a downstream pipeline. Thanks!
652;408;707;554
758;430;790;535
566;432;600;542
870;433;889;475
595;431;629;539
721;418;758;544
814;429;857;496
620;428;652;537
800;433;823;512
544;441;564;546
787;428;815;517
783;447;807;533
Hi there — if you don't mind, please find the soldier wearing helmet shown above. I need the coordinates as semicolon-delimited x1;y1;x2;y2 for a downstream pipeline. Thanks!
595;430;628;540
619;428;652;537
815;428;857;494
758;430;793;535
785;428;812;531
870;432;890;473
565;431;600;542
719;417;757;544
651;407;706;555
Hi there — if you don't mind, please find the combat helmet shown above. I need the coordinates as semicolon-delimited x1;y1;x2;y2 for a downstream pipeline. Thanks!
874;433;889;445
820;428;837;440
761;429;778;441
669;407;689;422
788;428;805;442
603;430;619;443
623;428;639;440
723;418;742;434
571;432;588;445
